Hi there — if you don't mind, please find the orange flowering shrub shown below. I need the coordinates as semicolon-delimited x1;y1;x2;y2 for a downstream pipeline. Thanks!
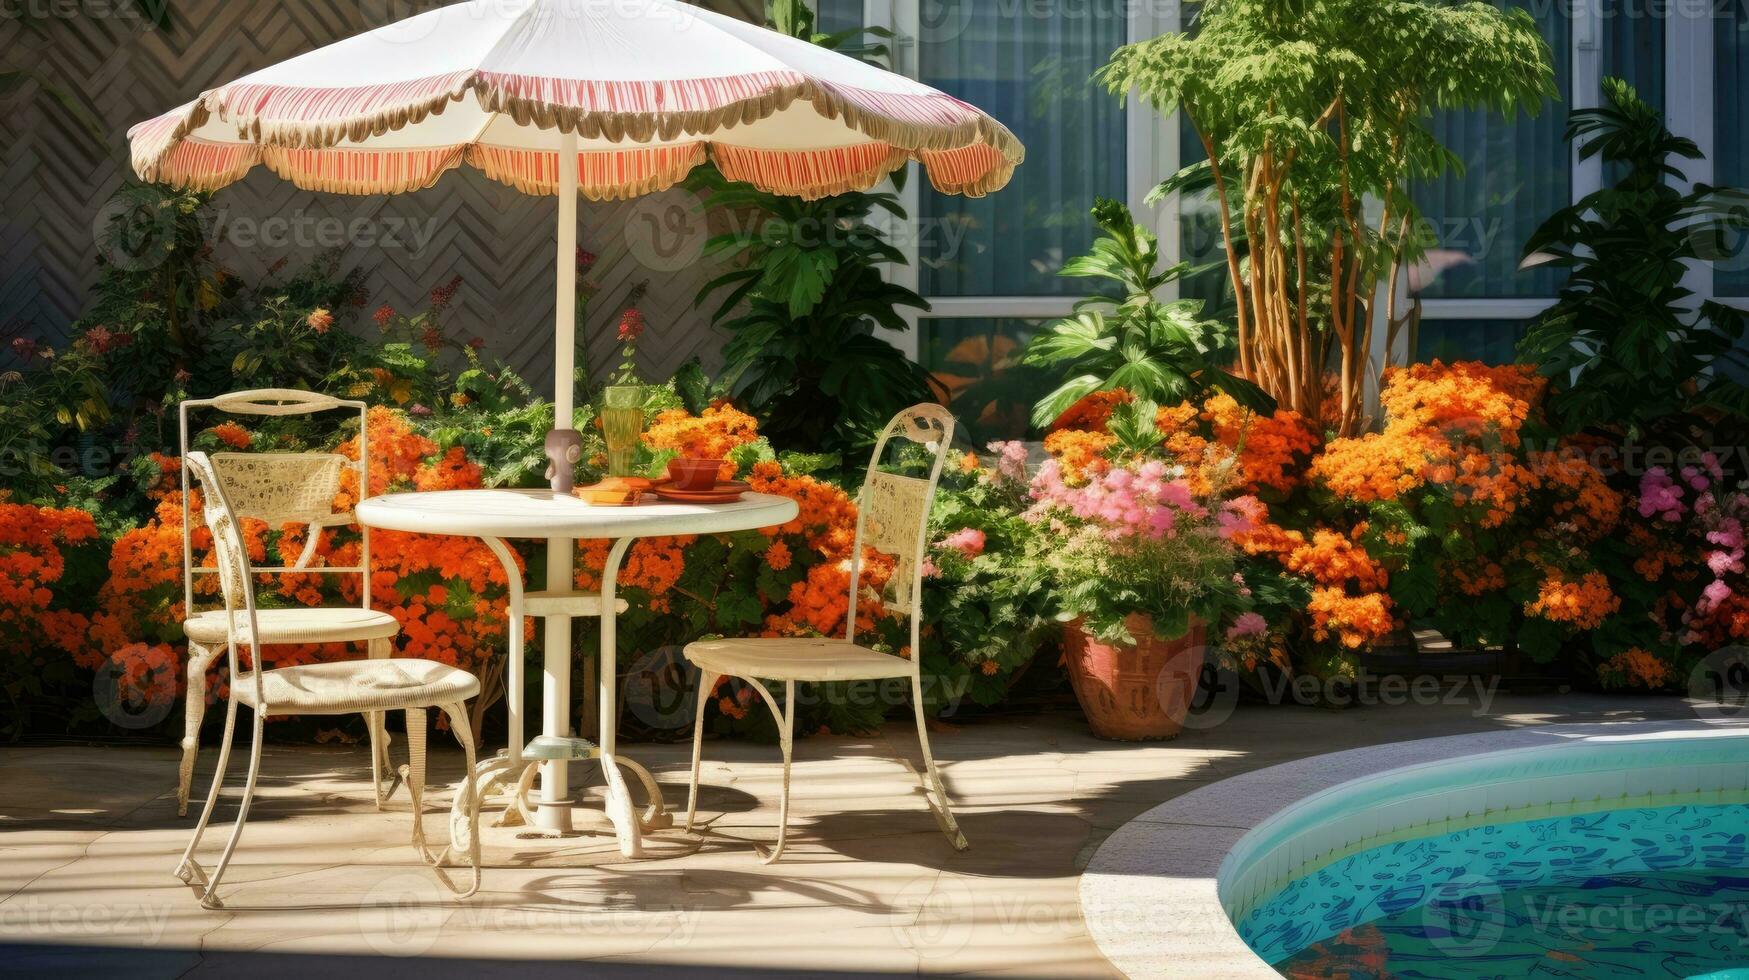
1525;567;1620;630
642;402;761;481
1047;364;1637;679
1041;429;1115;485
0;503;105;734
1049;389;1132;433
1597;647;1670;690
1300;362;1623;662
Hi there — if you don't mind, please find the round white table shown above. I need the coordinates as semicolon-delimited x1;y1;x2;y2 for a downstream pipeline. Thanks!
357;488;798;857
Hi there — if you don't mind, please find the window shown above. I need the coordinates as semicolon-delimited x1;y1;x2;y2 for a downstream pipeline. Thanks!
1602;0;1664;110
1718;0;1748;297
915;4;1128;298
904;1;1137;439
1412;2;1570;302
1412;319;1530;366
917;318;1055;446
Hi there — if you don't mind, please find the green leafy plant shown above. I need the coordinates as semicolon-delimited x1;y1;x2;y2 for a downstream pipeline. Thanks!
690;165;935;459
1517;77;1749;438
1024;198;1270;427
1103;0;1554;433
921;446;1053;710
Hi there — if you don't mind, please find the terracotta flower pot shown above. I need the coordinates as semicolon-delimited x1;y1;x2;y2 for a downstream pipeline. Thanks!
1062;614;1206;741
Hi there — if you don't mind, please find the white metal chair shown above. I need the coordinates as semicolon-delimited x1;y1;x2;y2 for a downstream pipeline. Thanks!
175;451;483;908
682;404;969;862
177;389;400;816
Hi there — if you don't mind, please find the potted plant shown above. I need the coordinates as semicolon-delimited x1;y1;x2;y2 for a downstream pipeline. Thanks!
1025;400;1262;739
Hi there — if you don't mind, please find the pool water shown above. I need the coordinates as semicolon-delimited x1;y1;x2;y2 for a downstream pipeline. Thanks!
1241;803;1749;979
1271;870;1749;978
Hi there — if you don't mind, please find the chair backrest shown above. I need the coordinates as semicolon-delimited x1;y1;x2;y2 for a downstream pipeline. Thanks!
184;451;265;701
844;404;958;658
179;389;370;621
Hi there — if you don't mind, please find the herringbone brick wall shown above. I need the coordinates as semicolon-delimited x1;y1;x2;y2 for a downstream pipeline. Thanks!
1;0;760;394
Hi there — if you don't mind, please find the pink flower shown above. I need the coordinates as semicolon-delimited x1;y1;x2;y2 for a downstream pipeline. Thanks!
940;528;986;560
1226;612;1267;640
987;440;1029;485
305;308;334;334
1638;468;1686;522
1703;579;1734;612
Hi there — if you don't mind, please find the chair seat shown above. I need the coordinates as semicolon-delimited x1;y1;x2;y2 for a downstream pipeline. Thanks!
183;607;400;645
684;637;911;682
233;659;480;714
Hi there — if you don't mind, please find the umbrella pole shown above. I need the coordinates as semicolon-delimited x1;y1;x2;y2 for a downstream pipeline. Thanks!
538;129;580;833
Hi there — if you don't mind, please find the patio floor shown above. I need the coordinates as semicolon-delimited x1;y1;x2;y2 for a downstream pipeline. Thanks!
0;693;1698;978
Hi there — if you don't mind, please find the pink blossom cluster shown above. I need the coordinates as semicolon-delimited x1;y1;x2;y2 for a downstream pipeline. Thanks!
939;527;986;560
1640;456;1748;619
1638;468;1686;522
1028;458;1263;545
986;440;1029;487
1226;611;1267;641
1029;458;1205;539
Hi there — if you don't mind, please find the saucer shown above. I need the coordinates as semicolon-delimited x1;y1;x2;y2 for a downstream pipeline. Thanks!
652;479;750;504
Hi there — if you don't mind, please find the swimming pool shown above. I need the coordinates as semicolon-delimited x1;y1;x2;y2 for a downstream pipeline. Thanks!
1219;734;1749;978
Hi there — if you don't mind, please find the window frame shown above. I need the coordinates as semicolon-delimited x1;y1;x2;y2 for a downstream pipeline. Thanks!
830;1;1749;370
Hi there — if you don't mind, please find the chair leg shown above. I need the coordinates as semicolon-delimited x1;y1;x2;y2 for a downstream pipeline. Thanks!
910;675;968;851
366;637;395;809
404;707;436;864
178;641;223;817
176;696;238;883
685;670;719;833
444;702;482;899
199;706;266;909
765;679;796;865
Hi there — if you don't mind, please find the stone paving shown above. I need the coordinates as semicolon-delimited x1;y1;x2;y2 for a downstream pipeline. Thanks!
0;693;1697;977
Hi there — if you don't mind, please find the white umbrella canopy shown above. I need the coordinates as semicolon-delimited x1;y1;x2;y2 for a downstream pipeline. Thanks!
127;0;1022;201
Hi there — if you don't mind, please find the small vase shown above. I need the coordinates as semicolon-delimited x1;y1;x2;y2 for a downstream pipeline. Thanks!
1061;614;1207;741
600;384;644;477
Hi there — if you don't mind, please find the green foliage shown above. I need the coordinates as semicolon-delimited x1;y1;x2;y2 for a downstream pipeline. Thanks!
419;362;568;488
1102;0;1554;431
1024;199;1271;427
921;464;1053;710
689;165;936;460
1517;77;1749;439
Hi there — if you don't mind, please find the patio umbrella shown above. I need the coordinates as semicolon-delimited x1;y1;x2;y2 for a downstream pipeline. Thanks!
128;0;1021;450
125;0;1021;830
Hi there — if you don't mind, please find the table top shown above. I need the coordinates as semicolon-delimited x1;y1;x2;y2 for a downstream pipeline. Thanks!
357;488;799;539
